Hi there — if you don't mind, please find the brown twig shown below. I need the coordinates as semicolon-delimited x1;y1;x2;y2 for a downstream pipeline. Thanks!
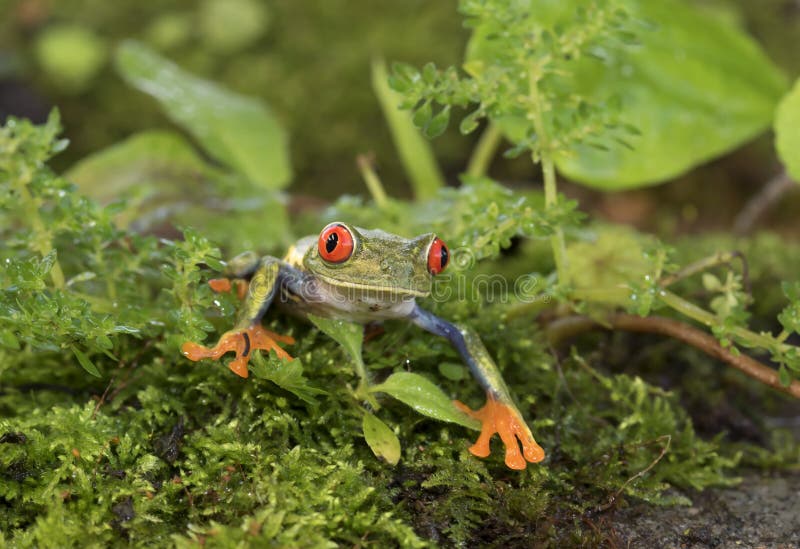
546;314;800;399
733;171;797;236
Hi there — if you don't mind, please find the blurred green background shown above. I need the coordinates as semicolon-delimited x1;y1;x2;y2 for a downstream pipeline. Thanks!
0;0;799;231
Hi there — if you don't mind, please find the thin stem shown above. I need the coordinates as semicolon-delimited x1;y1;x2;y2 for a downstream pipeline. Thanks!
528;66;568;286
545;313;800;399
357;154;389;208
15;169;65;289
733;171;797;236
657;289;787;353
465;123;502;178
660;250;750;298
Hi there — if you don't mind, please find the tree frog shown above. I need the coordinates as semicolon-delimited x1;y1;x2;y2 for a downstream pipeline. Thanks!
181;222;545;470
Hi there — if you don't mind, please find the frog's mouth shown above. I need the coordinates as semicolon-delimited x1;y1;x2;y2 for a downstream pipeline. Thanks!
314;273;430;298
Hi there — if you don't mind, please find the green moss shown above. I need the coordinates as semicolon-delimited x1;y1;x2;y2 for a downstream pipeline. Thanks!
1;113;798;547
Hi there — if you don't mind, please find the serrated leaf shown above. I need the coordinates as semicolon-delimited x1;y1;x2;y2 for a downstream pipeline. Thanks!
71;345;101;378
775;77;800;181
424;106;451;138
412;101;433;130
362;413;401;465
371;372;480;430
115;40;291;190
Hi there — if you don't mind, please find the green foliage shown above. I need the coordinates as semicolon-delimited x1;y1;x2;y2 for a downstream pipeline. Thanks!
392;0;786;190
775;77;800;181
372;372;481;430
328;176;580;262
362;412;402;466
557;0;787;187
392;0;635;163
3;1;800;543
115;40;292;192
372;59;445;200
2;113;776;546
197;0;269;54
70;43;293;251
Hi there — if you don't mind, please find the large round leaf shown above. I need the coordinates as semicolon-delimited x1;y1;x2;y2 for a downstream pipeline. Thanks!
467;0;788;190
775;78;800;182
557;1;787;189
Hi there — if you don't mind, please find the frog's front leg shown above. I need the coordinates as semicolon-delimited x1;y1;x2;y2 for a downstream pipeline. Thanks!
208;251;261;298
181;256;296;378
409;305;545;469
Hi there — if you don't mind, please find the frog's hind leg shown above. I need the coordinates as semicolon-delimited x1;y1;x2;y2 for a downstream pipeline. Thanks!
409;305;545;470
182;256;296;378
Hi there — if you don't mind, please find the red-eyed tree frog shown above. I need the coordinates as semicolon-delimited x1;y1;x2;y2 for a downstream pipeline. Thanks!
181;222;545;469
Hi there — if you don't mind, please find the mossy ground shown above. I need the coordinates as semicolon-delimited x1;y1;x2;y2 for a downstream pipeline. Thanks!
2;2;800;545
2;219;798;546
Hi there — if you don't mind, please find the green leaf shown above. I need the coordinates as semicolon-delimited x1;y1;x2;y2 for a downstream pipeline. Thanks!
371;372;480;430
71;345;101;378
775;77;800;181
778;364;791;387
67;130;215;198
250;354;326;405
0;330;20;350
554;0;788;189
777;281;800;334
307;314;370;385
472;0;788;189
424;106;451;139
438;362;467;381
67;130;219;225
115;40;291;190
373;59;445;200
412;101;433;129
362;413;401;465
307;314;363;364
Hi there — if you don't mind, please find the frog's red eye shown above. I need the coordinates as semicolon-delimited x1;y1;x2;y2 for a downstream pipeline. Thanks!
318;223;354;263
427;237;449;275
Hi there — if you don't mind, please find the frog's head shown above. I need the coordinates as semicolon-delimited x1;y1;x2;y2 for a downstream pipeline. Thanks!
303;222;449;297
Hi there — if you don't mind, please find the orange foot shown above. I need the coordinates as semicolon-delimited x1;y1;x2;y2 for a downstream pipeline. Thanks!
454;393;545;470
208;278;249;300
181;325;295;378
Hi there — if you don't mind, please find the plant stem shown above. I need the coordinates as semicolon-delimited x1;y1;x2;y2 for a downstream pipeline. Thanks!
528;66;568;286
357;154;389;208
659;250;750;297
733;171;797;236
657;289;790;353
465;123;502;178
545;313;800;399
16;168;65;289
